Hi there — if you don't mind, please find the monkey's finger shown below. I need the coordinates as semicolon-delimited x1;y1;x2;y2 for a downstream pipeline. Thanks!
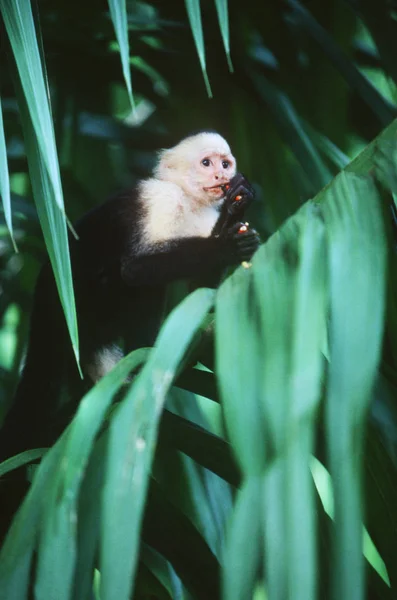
237;235;260;249
228;172;252;190
227;174;255;197
236;230;261;246
234;226;259;236
235;239;260;253
222;173;249;195
228;221;247;234
227;180;252;195
236;245;259;261
226;186;255;210
233;225;259;236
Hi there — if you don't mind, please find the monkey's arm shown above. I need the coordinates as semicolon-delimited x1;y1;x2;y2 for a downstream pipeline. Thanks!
121;224;259;287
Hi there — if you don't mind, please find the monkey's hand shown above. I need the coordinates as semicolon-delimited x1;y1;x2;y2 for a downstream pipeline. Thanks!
224;222;261;262
223;173;255;217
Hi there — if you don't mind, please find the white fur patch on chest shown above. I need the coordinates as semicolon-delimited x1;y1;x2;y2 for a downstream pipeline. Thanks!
139;178;221;244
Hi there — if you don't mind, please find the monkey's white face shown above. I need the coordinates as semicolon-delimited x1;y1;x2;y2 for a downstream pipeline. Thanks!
191;149;236;202
155;132;237;206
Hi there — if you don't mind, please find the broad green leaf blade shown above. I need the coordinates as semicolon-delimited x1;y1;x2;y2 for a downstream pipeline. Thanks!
216;267;266;476
0;98;17;251
1;0;80;366
185;0;212;97
214;0;233;71
100;288;215;600
251;230;297;600
285;206;326;600
323;173;387;600
107;0;134;109
216;262;267;598
288;0;396;126
217;205;326;600
342;118;397;177
34;349;148;600
222;477;262;600
72;433;107;600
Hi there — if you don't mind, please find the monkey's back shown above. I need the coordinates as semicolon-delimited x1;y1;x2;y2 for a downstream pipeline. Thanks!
0;189;167;458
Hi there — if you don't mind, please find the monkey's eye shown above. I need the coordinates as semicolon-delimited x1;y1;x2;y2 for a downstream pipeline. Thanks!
201;158;211;167
222;160;230;169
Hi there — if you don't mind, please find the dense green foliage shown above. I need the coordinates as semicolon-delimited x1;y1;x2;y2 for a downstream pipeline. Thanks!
1;1;397;598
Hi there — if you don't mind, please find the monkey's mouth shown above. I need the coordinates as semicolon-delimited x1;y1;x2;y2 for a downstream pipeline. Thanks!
203;184;228;194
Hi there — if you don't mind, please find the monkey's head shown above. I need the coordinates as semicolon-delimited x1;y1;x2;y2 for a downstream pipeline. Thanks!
154;132;236;205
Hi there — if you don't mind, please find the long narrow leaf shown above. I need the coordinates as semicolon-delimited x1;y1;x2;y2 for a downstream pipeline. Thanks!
100;288;215;600
16;84;80;371
1;0;68;212
1;0;80;365
214;0;233;71
0;98;16;251
185;0;212;97
107;0;134;109
0;449;46;477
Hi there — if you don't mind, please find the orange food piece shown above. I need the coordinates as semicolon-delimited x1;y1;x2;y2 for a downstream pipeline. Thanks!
235;195;242;201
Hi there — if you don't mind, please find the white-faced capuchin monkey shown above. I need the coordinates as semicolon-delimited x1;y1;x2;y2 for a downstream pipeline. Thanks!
0;131;260;459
